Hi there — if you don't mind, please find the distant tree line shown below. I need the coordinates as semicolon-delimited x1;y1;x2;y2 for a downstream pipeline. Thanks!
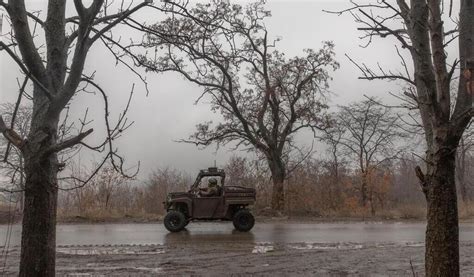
36;99;471;219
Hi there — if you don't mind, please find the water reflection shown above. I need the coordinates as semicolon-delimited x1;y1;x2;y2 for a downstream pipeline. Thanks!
1;222;473;247
163;228;256;245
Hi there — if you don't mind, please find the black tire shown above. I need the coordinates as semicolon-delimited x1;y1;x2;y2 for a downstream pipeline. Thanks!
164;211;187;232
232;209;255;232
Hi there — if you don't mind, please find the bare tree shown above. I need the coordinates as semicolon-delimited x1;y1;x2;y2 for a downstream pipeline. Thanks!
319;121;349;212
456;123;474;203
144;167;190;214
321;118;345;188
90;164;130;210
136;0;338;211
331;0;473;275
65;162;94;214
0;0;153;275
224;156;256;188
322;99;405;215
0;103;32;209
392;155;425;205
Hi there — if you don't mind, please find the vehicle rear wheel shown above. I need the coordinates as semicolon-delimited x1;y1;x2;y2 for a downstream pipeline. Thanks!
232;209;255;232
164;210;187;232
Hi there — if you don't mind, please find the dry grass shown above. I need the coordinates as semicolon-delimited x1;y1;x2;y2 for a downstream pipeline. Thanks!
459;202;474;220
0;203;22;224
391;204;427;220
57;209;161;223
18;201;474;223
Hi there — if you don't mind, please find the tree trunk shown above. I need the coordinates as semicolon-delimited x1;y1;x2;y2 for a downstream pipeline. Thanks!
425;150;459;276
269;158;285;212
20;152;59;276
360;174;368;207
19;94;60;277
369;190;376;217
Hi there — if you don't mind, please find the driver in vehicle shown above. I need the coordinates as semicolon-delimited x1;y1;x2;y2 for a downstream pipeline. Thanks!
199;178;219;197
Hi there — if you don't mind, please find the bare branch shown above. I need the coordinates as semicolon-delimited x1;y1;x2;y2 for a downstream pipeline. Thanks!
0;42;52;100
46;128;94;154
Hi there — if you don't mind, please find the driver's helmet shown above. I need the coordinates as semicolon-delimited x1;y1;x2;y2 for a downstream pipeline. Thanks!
208;178;218;187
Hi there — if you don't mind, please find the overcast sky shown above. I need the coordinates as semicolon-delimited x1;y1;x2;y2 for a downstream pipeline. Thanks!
0;1;433;180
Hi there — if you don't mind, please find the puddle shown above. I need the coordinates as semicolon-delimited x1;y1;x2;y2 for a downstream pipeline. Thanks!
66;272;105;277
135;266;163;273
66;273;105;277
61;265;163;275
289;242;363;250
404;242;424;247
2;222;474;247
252;243;274;254
373;241;425;249
57;246;165;255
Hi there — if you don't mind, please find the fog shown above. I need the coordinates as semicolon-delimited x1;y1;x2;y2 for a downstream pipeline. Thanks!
0;1;422;180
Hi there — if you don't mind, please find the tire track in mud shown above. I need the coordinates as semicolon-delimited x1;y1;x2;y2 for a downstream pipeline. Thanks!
0;241;425;253
0;240;431;247
3;242;474;275
1;243;164;249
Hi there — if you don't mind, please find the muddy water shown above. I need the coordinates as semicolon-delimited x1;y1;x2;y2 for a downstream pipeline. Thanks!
1;222;474;247
2;222;474;275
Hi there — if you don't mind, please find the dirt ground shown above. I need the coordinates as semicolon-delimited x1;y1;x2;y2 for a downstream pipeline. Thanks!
2;241;474;276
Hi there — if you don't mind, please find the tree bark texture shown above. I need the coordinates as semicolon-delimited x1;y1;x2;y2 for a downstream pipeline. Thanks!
19;87;60;276
424;148;459;275
269;156;286;212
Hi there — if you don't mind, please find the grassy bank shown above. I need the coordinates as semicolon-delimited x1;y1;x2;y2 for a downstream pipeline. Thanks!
57;201;474;223
2;202;473;224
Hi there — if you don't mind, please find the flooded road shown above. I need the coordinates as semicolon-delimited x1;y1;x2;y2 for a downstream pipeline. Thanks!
2;221;474;246
2;222;474;276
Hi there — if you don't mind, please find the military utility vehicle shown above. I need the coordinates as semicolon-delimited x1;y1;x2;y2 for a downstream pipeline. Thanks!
163;167;256;232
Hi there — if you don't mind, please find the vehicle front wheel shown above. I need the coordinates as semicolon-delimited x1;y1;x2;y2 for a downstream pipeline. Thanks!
232;209;255;232
164;211;187;232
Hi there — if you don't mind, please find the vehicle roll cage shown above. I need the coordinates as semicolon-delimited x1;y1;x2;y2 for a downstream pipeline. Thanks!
191;167;226;189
